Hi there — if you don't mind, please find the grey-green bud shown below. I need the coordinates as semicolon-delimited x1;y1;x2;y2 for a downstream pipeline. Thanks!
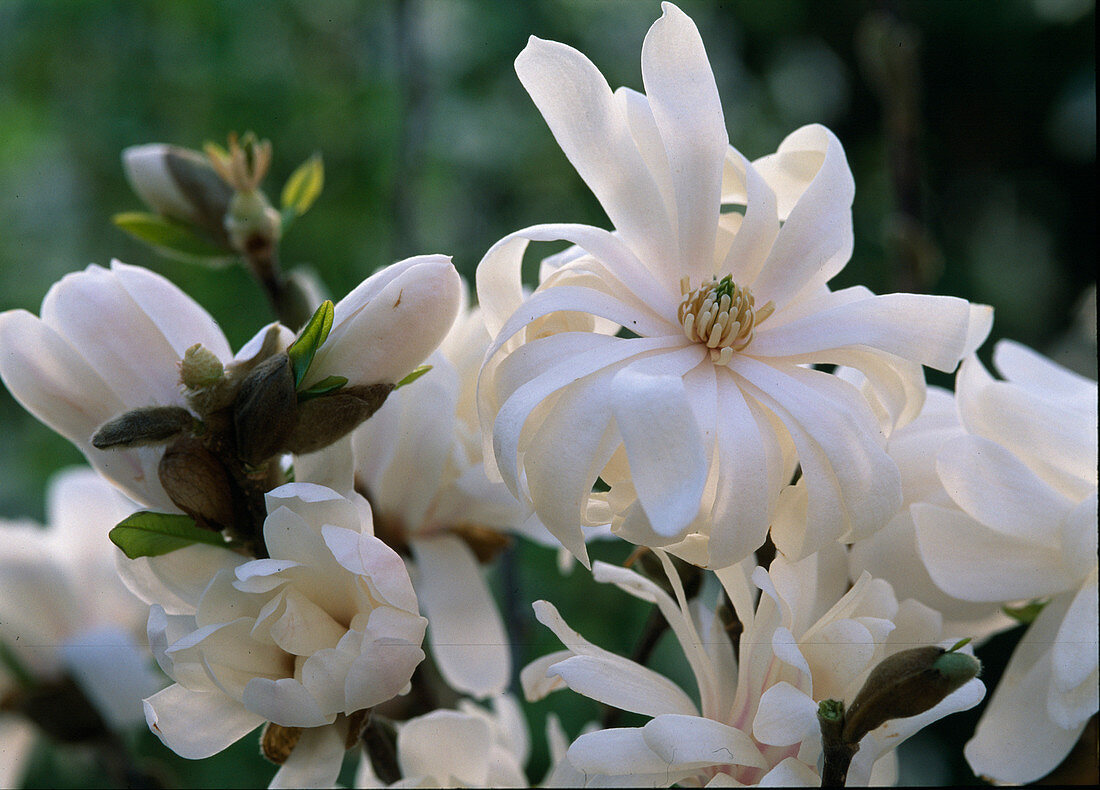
92;405;195;449
233;352;297;465
842;645;982;744
158;436;236;530
284;383;393;456
122;144;233;244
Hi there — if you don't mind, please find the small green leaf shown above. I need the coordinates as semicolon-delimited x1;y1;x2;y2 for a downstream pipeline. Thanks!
946;637;972;653
109;511;231;559
281;153;324;218
113;212;235;265
1003;599;1048;624
287;300;335;388
297;374;348;402
395;364;432;390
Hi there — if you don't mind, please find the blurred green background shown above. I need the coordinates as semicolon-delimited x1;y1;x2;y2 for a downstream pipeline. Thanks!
0;0;1094;786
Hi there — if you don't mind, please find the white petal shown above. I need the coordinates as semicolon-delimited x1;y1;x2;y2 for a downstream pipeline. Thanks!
514;36;678;278
993;338;1097;403
757;757;819;787
1050;569;1099;722
751;682;818;746
720;150;780;287
410;535;510;698
398;710;492;786
643;713;768;769
269;722;347;789
144;684;264;759
321;526;419;613
549;654;698;718
750;125;854;308
119;544;243;615
611;365;707;538
520;650;572;701
344;637;425;711
566;727;675;776
241;677;332;728
640;2;726;283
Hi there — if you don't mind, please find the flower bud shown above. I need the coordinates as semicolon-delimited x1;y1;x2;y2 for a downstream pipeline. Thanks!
91;405;195;449
233;353;297;465
179;343;224;390
158;436;237;530
122;144;233;242
841;645;982;744
224;189;282;258
302;256;462;391
284;383;393;456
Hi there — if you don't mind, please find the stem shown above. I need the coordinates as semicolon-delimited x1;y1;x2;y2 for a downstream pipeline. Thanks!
818;699;859;788
243;242;309;330
361;712;401;785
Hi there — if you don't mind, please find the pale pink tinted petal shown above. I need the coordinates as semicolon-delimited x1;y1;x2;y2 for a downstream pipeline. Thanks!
398;710;492;786
758;757;820;787
640;2;726;283
644;714;768;769
749;293;973;373
269;722;347;789
566;727;674;776
913;503;1078;601
937;435;1069;542
144;684;264;758
611;366;707;538
752;682;819;746
515;37;677;274
750;125;854;308
410;535;509;699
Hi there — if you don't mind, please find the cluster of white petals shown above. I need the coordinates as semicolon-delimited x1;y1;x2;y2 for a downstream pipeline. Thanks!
355;695;530;788
523;546;984;786
0;469;163;782
123;484;426;787
476;2;992;570
911;341;1098;784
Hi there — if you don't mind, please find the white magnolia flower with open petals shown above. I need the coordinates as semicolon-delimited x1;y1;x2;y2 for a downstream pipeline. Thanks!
475;3;990;569
123;483;427;788
355;695;530;788
913;340;1098;784
522;546;984;786
0;468;164;784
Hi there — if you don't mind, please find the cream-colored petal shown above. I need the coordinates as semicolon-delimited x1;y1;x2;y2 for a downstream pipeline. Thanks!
144;683;264;759
644;713;768;769
269;722;348;789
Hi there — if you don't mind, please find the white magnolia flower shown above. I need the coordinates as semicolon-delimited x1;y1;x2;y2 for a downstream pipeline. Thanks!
355;695;530;788
0;468;164;783
123;483;427;788
845;386;1015;642
522;547;984;786
476;2;991;569
912;340;1098;784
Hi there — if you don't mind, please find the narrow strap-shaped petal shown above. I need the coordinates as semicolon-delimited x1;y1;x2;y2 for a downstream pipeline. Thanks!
410;535;510;699
644;713;768;769
721;149;780;287
549;653;698;717
993;338;1098;403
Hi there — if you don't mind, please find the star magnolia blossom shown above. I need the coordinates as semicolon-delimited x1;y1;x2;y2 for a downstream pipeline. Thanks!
0;468;164;784
476;2;991;569
355;695;530;788
522;546;985;786
912;340;1098;784
120;483;427;788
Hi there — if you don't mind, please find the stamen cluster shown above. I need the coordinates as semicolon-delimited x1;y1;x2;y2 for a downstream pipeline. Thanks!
678;274;774;365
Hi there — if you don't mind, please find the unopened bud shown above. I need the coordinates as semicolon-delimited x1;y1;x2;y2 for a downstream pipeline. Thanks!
284;383;393;456
260;722;302;765
842;644;981;744
180;343;225;390
122;144;233;243
158;436;237;530
233;353;297;465
92;405;195;449
224;189;282;258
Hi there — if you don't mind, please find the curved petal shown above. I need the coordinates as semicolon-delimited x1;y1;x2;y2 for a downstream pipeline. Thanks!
993;338;1097;403
398;710;492;786
549;654;698;718
144;683;264;759
720;150;780;287
566;727;678;777
751;682;818;747
515;36;678;276
241;677;332;728
269;722;348;789
119;544;243;615
644;713;768;770
1050;568;1099;725
410;535;510;698
640;2;726;283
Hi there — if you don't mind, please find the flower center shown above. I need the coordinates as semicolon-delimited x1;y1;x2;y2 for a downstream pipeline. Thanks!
678;275;774;365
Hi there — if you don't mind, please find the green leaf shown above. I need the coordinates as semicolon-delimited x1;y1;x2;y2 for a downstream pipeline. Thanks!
297;374;348;402
287;299;335;388
113;211;235;266
109;511;231;559
1003;599;1048;624
946;637;972;653
394;364;432;390
281;153;324;218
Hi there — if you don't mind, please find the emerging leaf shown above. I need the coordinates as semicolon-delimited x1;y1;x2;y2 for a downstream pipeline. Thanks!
112;211;235;265
109;511;231;559
1003;599;1048;624
394;364;432;390
297;374;348;402
281;153;324;219
287;300;335;388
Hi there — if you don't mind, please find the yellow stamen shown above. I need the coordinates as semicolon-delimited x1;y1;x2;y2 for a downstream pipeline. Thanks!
677;274;774;365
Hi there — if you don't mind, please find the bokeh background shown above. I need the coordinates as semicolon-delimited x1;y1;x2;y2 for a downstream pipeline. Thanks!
0;0;1094;786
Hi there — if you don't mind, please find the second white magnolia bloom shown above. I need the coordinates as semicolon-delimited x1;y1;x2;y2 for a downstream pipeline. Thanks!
913;340;1098;784
523;547;984;786
126;483;427;788
476;3;990;569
